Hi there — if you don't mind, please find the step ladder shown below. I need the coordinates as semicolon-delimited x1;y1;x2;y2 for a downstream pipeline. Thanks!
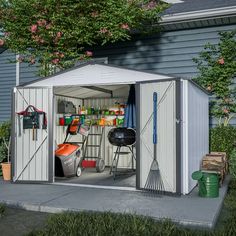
83;126;105;161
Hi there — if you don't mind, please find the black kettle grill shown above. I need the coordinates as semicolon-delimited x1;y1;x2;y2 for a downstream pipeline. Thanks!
108;128;136;179
108;128;136;146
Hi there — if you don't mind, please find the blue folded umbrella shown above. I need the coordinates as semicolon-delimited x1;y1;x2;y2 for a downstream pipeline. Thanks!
124;85;136;129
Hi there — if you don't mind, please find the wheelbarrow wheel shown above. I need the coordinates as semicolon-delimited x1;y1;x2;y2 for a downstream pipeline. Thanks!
96;158;105;173
76;166;82;177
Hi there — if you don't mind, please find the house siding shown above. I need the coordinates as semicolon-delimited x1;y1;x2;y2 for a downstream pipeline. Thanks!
0;23;235;125
94;24;236;79
0;50;16;123
19;63;40;85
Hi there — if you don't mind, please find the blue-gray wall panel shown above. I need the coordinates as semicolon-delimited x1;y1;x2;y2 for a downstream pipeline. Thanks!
0;50;16;123
94;24;236;79
19;63;39;85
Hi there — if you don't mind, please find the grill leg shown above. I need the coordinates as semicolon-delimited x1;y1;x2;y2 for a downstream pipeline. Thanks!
114;146;121;180
128;145;136;171
110;146;119;175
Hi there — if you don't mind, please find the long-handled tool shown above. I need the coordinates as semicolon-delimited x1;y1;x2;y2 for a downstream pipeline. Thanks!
144;92;165;194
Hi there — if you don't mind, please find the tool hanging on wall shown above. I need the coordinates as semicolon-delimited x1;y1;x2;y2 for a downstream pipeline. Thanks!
17;105;47;141
144;92;165;194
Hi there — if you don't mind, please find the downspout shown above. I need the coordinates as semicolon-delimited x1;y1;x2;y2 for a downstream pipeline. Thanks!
16;54;20;86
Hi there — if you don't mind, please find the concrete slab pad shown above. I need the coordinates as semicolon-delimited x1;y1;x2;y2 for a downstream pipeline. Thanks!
0;176;230;229
0;180;78;205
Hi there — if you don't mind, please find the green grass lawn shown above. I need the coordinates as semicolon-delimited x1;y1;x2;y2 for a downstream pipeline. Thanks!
0;204;5;217
26;179;236;236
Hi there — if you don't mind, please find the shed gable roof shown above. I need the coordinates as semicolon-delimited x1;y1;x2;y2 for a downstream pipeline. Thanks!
25;62;174;87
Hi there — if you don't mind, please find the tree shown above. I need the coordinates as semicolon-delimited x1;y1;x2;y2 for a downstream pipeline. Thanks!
0;0;168;75
193;31;236;126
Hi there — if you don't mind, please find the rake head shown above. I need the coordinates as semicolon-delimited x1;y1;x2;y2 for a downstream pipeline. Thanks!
144;160;165;194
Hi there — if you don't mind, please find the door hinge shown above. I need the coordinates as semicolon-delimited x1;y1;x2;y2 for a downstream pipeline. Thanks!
176;118;182;124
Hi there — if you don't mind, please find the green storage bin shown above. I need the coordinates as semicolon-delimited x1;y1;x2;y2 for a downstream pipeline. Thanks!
64;116;72;125
192;171;219;198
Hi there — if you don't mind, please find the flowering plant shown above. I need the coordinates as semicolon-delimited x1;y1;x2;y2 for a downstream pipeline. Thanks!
193;31;236;126
0;0;168;76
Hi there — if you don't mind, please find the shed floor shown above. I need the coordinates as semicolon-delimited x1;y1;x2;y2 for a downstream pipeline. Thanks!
55;167;136;188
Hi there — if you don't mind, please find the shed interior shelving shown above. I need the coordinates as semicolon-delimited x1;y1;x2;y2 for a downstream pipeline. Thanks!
53;84;136;188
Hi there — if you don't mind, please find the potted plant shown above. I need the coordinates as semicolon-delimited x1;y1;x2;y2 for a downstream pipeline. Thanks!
0;121;11;181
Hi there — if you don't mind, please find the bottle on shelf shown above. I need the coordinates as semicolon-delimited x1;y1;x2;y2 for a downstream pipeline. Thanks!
87;106;91;115
81;106;86;115
91;106;95;115
95;107;99;115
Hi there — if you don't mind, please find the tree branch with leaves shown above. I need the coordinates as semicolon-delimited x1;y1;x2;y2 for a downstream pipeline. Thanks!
0;0;168;76
193;31;236;126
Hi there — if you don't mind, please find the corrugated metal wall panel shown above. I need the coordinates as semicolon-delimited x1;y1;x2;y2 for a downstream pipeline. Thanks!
14;87;51;181
0;50;16;123
138;81;176;192
182;80;209;194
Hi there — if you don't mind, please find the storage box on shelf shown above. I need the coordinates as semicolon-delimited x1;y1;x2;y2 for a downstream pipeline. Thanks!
201;152;228;186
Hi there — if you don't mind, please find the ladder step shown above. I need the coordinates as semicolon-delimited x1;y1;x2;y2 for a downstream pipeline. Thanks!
114;152;131;155
86;145;100;147
64;142;83;144
89;133;102;136
84;156;98;159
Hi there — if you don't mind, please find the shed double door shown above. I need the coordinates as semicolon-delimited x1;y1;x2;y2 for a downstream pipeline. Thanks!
12;87;54;182
136;80;179;193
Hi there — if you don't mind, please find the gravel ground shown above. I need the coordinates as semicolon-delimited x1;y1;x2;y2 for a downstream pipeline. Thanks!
0;207;49;236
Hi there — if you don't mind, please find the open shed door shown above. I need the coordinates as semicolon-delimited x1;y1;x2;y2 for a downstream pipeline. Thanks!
136;80;181;193
12;87;54;183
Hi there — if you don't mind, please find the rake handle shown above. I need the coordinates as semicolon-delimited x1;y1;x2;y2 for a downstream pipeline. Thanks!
153;92;157;145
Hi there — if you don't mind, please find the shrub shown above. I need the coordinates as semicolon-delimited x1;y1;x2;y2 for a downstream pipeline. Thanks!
223;179;236;234
0;142;7;162
0;121;11;163
0;143;7;176
193;31;236;126
229;149;236;180
210;125;236;157
224;189;236;211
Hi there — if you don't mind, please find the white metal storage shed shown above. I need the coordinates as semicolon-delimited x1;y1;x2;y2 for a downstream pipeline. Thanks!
11;63;209;195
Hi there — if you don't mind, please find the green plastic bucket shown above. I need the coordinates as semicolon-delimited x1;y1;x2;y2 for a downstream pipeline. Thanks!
192;171;219;198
